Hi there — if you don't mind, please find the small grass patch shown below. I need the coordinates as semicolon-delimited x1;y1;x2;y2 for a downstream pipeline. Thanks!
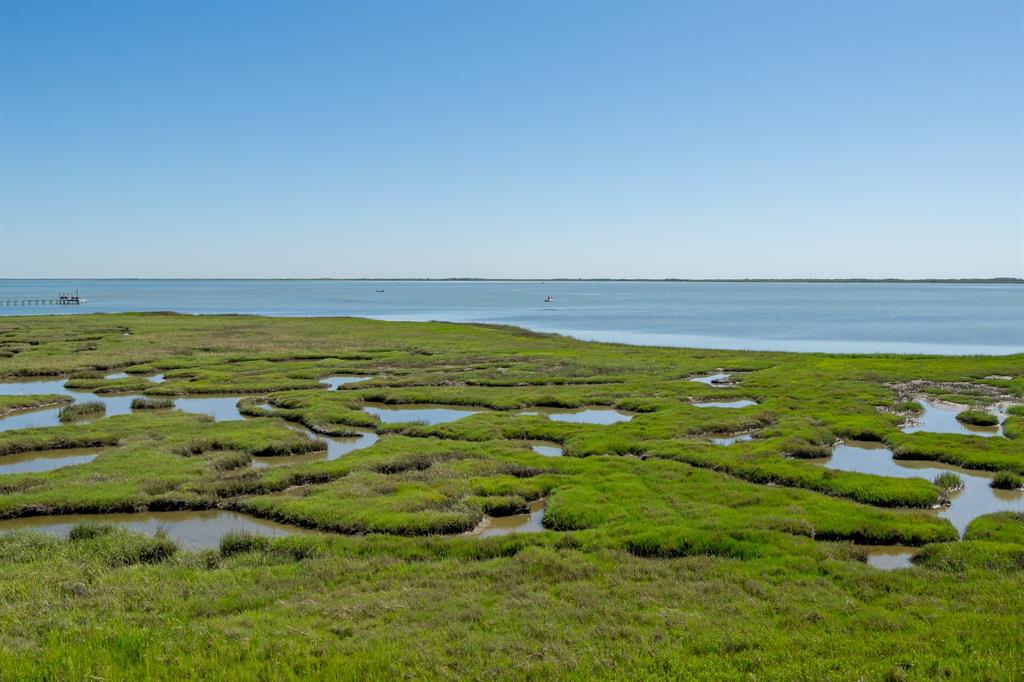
933;471;961;491
130;397;174;410
68;522;116;541
219;530;271;556
893;400;922;414
58;401;105;422
67;523;178;567
991;471;1023;490
964;512;1024;544
956;409;999;426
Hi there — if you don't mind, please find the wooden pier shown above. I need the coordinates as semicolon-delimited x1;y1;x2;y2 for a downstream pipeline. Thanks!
1;290;86;307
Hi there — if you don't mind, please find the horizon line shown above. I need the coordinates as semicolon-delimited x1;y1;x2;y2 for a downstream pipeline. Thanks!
0;277;1021;284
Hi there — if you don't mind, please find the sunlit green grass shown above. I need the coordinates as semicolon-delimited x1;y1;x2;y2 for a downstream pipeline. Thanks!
0;312;1020;679
0;394;70;415
57;400;105;422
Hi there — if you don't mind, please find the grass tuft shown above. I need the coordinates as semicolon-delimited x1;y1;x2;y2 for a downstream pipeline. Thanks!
893;401;923;414
991;471;1023;490
220;530;270;556
933;472;961;491
131;397;174;410
68;522;116;541
956;409;998;426
58;401;105;422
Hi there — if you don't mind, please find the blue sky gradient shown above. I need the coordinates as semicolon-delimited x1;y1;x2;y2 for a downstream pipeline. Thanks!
1;0;1021;278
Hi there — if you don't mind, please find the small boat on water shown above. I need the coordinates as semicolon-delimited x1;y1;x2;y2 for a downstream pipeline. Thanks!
544;296;554;303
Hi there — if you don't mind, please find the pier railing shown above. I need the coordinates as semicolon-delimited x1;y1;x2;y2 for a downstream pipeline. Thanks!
1;291;86;307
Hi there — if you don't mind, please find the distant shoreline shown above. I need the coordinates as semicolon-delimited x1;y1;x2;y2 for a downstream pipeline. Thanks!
1;278;1021;284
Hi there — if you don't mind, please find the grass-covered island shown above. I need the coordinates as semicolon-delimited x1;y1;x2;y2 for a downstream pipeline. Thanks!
0;313;1021;679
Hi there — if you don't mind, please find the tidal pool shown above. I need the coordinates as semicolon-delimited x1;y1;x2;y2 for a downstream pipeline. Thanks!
865;545;916;570
0;378;71;397
0;378;249;428
901;399;1002;437
312;428;379;458
175;397;245;421
87;394;141;417
528;441;564;457
690;373;732;386
712;433;754;446
693;400;757;409
0;510;309;550
148;374;166;383
252;428;379;468
819;440;1024;535
0;378;143;431
321;376;370;390
477;499;546;537
104;372;130;380
0;448;100;475
537;408;633;425
363;403;480;425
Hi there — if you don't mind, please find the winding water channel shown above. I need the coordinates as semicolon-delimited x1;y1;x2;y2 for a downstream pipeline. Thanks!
362;403;481;424
0;510;309;550
818;440;1024;569
5;376;1017;562
902;399;1006;437
0;375;383;543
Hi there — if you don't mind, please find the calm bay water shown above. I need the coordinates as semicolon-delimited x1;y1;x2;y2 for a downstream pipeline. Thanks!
1;279;1021;354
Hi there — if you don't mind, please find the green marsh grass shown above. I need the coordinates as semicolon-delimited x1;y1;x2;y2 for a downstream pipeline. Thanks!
934;471;962;491
57;401;105;422
956;409;1000;426
964;512;1024;544
0;313;1020;679
219;529;270;556
130;397;174;410
991;471;1023;490
0;394;71;415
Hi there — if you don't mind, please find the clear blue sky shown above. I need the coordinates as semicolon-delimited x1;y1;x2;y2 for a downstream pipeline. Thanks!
1;0;1021;279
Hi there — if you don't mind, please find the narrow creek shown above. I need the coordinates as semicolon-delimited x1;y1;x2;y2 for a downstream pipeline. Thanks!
0;510;311;550
0;448;101;475
693;400;757;409
175;396;246;421
321;376;370;389
519;407;633;424
363;403;481;425
473;499;547;538
252;426;379;468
